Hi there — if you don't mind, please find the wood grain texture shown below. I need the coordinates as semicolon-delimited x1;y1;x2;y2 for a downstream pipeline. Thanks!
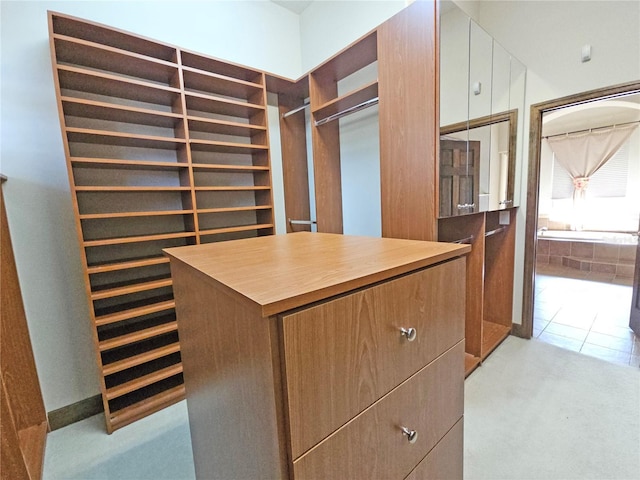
1;185;48;479
164;232;469;317
483;209;516;329
378;0;438;241
282;258;465;458
292;342;464;479
310;73;343;233
438;213;485;358
277;92;311;233
169;261;287;480
405;418;463;480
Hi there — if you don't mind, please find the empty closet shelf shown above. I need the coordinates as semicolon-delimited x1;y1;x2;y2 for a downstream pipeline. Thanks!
87;256;169;275
71;157;190;171
83;231;196;247
102;342;181;376
98;320;178;351
91;277;173;301
188;139;268;153
94;299;175;327
66;128;186;149
105;363;183;400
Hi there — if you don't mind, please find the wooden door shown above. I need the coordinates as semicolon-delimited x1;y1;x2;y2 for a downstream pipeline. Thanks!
629;219;640;335
439;139;480;217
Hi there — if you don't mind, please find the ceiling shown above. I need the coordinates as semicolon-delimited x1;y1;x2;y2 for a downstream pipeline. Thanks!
271;1;313;14
542;93;640;137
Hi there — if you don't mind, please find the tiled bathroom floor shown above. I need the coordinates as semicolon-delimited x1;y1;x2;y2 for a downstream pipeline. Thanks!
534;263;639;367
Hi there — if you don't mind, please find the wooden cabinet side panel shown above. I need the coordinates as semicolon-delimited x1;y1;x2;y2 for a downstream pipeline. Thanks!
292;342;464;480
378;0;438;241
405;418;463;480
0;188;47;434
283;258;465;459
169;261;286;480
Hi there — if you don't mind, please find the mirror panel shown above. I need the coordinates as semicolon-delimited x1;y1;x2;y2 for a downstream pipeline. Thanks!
439;1;526;218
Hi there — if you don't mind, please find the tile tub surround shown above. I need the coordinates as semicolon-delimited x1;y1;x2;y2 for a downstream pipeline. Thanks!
537;238;636;278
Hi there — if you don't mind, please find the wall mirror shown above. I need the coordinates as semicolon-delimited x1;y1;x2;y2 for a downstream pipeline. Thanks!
439;0;526;218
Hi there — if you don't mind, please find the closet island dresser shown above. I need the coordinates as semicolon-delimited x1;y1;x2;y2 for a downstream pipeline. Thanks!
165;232;469;479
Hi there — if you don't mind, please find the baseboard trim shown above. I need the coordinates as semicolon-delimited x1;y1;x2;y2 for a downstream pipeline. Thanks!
47;394;103;431
511;322;530;339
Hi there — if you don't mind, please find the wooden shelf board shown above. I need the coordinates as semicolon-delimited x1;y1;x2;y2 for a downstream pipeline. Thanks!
71;157;189;171
187;116;266;137
91;277;173;301
80;209;193;220
195;186;270;192
313;80;378;120
95;299;175;327
189;139;268;154
58;65;179;106
76;185;190;192
54;34;178;85
102;342;181;376
199;223;273;236
105;363;183;400
109;384;185;431
481;321;511;360
185;91;265;118
197;205;272;215
66;128;186;149
84;231;196;248
313;30;377;81
98;320;178;351
62;97;182;128
87;255;169;275
191;163;269;173
17;421;48;480
182;67;263;100
464;353;481;378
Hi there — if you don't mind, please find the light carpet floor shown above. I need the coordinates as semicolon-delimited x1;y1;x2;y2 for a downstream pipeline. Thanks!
465;336;640;480
44;336;640;479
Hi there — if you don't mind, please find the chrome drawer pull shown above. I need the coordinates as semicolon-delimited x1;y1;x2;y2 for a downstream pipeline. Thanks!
401;426;418;444
400;327;417;342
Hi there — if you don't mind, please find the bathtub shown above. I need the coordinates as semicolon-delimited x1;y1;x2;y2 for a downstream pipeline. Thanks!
537;229;638;245
536;229;637;277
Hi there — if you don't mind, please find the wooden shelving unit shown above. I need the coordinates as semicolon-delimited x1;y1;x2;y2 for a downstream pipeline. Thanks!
278;1;439;241
439;208;517;376
48;11;274;432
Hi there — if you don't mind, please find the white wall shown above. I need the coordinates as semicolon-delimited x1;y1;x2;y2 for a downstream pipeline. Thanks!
461;0;640;325
0;0;300;412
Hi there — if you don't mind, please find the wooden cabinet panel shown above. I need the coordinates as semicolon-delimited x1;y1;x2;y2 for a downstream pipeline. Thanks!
292;342;464;479
406;418;464;480
282;257;465;459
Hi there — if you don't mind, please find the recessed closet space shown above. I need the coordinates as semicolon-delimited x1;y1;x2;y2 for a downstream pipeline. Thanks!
49;11;274;432
438;1;526;375
310;31;380;235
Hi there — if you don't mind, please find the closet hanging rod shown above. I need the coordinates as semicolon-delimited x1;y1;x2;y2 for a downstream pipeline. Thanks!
282;101;310;119
542;119;640;139
314;97;379;127
485;226;507;238
451;235;474;245
288;219;317;225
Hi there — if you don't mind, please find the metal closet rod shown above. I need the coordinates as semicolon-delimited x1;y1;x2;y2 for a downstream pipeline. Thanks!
315;97;379;127
282;101;309;119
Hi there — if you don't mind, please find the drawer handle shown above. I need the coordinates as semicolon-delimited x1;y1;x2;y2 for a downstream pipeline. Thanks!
400;327;417;342
401;426;418;444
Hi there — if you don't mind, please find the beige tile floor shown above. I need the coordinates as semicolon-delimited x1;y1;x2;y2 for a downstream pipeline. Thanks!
534;263;639;367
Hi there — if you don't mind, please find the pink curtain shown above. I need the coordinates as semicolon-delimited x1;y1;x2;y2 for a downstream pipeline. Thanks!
546;124;637;230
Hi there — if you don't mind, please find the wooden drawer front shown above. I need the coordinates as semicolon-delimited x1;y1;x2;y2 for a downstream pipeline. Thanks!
282;257;465;459
292;342;464;479
406;418;463;480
